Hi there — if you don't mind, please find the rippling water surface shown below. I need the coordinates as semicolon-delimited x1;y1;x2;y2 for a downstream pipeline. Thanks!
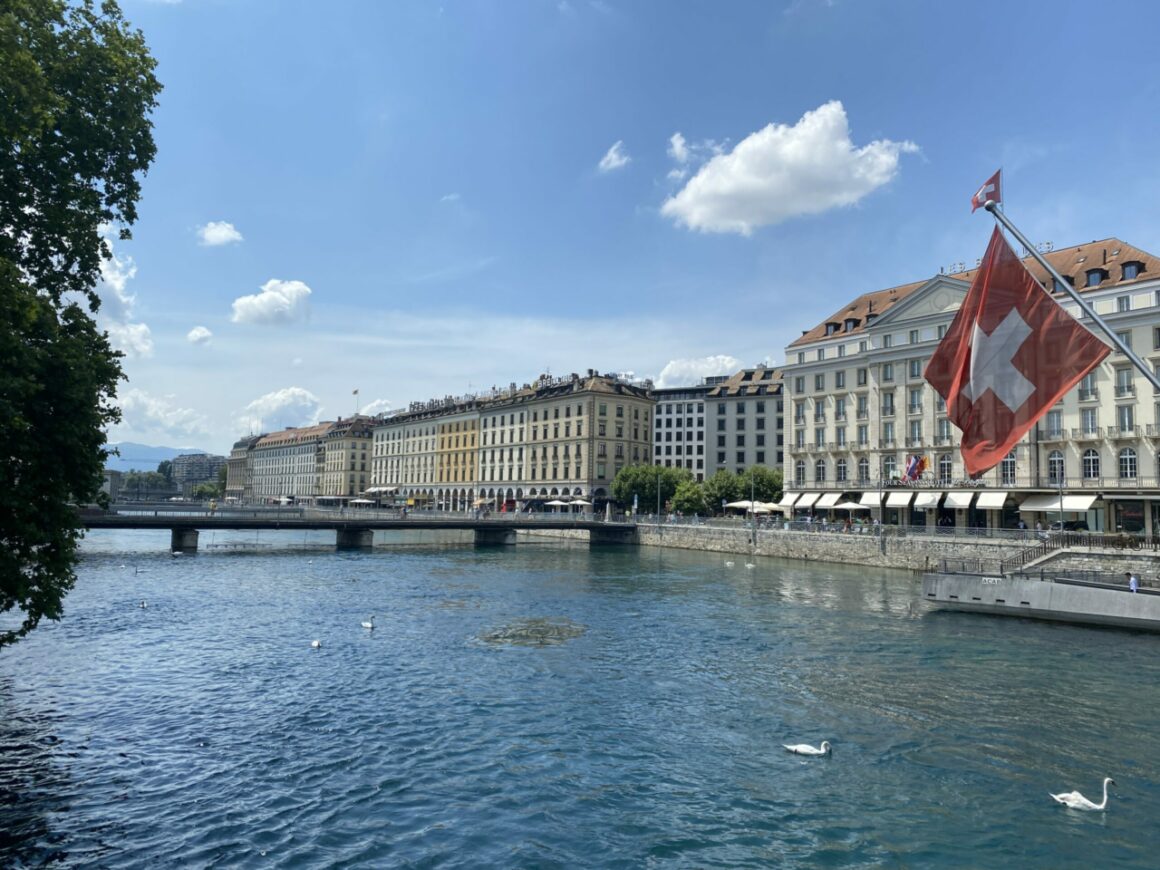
3;530;1160;867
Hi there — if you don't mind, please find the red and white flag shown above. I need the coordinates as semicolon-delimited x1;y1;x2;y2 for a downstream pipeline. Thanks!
970;169;1001;213
925;227;1109;476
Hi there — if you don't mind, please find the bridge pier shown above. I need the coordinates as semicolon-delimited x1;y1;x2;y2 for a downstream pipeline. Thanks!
336;527;374;550
590;525;639;546
170;528;199;553
474;528;517;546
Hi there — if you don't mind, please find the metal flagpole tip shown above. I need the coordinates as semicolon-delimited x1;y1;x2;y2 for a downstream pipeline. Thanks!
984;200;998;213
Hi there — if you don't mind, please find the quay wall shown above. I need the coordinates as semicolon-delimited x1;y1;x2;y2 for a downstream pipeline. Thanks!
520;525;1027;572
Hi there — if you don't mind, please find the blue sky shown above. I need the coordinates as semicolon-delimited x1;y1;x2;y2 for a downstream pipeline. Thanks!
102;0;1160;454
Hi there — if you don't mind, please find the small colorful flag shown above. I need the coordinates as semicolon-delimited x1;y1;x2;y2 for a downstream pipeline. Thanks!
970;169;1002;213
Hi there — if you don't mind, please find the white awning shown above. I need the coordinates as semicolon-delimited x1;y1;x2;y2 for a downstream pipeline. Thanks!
778;493;799;507
944;491;976;509
886;491;914;507
795;492;821;508
816;492;842;508
913;491;942;509
975;491;1009;509
1020;494;1097;512
859;491;883;506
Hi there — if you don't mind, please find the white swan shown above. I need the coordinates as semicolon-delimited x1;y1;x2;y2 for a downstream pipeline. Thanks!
361;615;375;630
1051;777;1115;810
724;561;735;568
310;639;322;649
745;563;756;569
784;741;831;756
139;600;148;609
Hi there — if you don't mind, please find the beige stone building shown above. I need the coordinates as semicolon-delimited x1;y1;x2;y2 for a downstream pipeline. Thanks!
225;435;260;502
782;237;1160;533
250;422;335;504
318;417;373;502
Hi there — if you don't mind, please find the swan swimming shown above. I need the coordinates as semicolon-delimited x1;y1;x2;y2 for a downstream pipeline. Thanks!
139;600;147;609
1051;777;1115;810
745;563;756;569
784;741;831;756
310;639;322;649
724;561;735;568
361;615;375;630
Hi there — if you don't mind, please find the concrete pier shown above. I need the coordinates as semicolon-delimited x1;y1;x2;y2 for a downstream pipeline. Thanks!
474;528;517;546
170;528;200;553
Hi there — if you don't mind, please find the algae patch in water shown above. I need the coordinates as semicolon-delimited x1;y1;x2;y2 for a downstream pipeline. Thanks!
479;616;586;647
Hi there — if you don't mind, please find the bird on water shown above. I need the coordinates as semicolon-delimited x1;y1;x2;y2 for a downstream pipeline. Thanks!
362;615;375;630
310;639;322;649
784;741;832;756
1051;777;1115;810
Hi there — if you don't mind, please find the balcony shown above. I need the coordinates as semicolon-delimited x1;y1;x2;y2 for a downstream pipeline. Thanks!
813;414;826;424
1072;427;1101;441
1115;384;1136;398
834;412;847;422
906;436;924;447
1107;425;1141;440
793;416;806;426
1147;424;1160;438
1040;428;1066;442
879;438;896;449
1078;388;1099;401
856;410;869;420
908;404;923;415
934;435;954;446
880;408;895;418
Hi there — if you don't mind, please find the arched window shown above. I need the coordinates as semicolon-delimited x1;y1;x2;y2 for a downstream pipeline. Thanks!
1001;450;1016;485
1048;450;1064;484
815;459;827;483
882;455;897;479
1083;448;1100;480
1119;447;1138;479
858;458;870;483
836;458;848;482
938;454;953;484
795;460;806;486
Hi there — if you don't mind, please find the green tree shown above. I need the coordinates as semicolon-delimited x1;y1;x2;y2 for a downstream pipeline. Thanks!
191;482;220;501
157;459;173;484
0;0;160;648
701;469;742;513
611;464;691;514
740;466;783;503
671;480;707;516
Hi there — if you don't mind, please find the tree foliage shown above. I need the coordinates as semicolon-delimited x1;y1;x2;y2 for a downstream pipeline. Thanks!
741;466;783;504
701;470;742;512
611;464;691;514
0;0;160;648
670;480;707;516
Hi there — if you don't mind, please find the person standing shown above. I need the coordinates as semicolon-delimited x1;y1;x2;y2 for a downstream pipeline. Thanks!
1126;572;1139;593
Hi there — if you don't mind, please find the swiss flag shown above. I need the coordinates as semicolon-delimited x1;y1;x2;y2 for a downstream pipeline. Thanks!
924;227;1109;476
970;169;1001;213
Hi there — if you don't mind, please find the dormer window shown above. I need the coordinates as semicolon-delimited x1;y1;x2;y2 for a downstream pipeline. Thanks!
865;313;878;325
824;321;841;336
1123;261;1143;280
844;317;859;332
1053;276;1073;293
1085;269;1108;287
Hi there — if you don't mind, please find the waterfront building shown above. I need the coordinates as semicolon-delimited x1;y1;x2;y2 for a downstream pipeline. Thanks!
651;380;717;481
171;452;227;497
705;366;785;478
225;435;261;502
782;237;1160;533
318;417;372;503
370;371;654;510
250;422;335;504
101;469;123;502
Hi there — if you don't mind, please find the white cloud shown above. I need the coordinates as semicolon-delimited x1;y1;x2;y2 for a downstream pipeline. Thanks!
661;100;918;235
439;192;461;203
598;140;631;173
119;388;208;440
106;322;154;358
187;326;213;345
668;132;689;164
359;398;392;417
230;279;313;325
237;387;322;433
197;220;244;246
655;355;742;388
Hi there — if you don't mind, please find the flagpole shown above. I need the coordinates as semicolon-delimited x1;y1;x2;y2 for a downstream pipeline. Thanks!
984;201;1160;393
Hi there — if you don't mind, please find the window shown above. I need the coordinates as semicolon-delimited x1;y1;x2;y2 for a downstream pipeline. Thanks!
909;329;919;344
1047;450;1064;484
1082;448;1100;479
882;455;898;479
1123;262;1141;280
881;392;895;416
815;427;825;448
717;419;726;432
817;348;825;361
1117;404;1135;431
794;376;805;393
882;421;895;444
815;459;826;482
908;359;922;379
1116;330;1132;352
937;324;947;339
1081;408;1098;434
857;368;868;386
736;435;745;447
858;457;870;482
835;371;846;389
835;397;846;420
795;460;806;485
814;373;825;391
1115;367;1134;397
909;419;922;444
813;402;824;422
1117;295;1130;312
857;424;868;446
1119;447;1138;479
908;387;922;413
883;334;893;348
717;435;725;448
756;401;765;413
1086;269;1108;287
836;458;848;482
1000;450;1016;485
882;362;894;382
838;345;846;358
938;454;953;484
1079;371;1097;401
797;352;805;364
937;417;951;441
836;427;846;447
794;401;805;424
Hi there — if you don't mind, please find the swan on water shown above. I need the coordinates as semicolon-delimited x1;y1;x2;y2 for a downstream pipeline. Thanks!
784;741;832;756
139;600;147;609
1051;777;1115;810
362;615;375;630
310;639;322;649
745;563;756;569
724;561;735;568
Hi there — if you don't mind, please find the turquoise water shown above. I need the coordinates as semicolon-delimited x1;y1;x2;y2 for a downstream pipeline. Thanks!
2;530;1159;867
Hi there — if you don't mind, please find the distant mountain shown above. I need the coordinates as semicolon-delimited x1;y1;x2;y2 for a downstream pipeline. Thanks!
105;442;212;473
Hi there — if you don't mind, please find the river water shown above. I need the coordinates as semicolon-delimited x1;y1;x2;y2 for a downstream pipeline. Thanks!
2;530;1159;868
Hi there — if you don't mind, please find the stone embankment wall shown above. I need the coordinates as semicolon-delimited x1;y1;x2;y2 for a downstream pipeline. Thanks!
1035;549;1160;586
521;526;1027;572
